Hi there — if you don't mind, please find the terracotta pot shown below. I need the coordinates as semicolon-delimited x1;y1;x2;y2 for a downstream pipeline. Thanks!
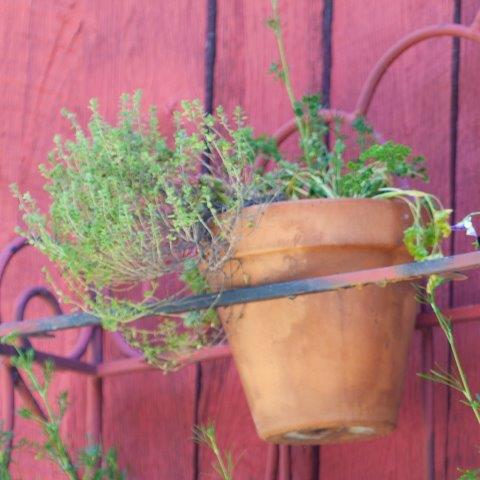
212;198;418;444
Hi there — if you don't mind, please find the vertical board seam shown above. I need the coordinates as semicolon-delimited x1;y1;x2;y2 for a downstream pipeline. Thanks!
193;363;203;480
204;0;217;114
318;1;333;477
445;0;462;478
321;0;333;108
194;2;217;478
422;327;435;480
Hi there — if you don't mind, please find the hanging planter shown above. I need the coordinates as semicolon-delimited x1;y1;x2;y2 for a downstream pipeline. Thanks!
12;0;453;447
209;199;418;443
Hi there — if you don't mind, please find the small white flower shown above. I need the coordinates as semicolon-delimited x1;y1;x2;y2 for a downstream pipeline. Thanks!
452;215;478;238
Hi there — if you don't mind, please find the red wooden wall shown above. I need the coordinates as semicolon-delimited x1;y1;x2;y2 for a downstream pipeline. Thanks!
1;1;480;478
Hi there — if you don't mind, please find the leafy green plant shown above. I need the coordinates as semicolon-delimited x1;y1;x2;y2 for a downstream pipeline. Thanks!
459;468;480;480
266;0;426;200
5;346;126;480
12;94;280;369
418;212;480;479
0;345;235;480
11;0;445;374
0;424;12;480
194;424;235;480
12;98;429;369
268;3;480;476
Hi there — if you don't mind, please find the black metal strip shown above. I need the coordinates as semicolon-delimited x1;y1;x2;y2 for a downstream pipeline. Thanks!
321;0;333;108
154;251;480;314
445;2;463;478
1;251;480;338
0;344;96;375
204;0;217;114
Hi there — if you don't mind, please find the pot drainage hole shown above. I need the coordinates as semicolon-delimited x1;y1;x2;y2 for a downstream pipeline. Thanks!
283;426;376;442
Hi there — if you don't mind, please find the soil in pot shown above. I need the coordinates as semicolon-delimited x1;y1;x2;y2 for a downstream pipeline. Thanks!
211;198;418;444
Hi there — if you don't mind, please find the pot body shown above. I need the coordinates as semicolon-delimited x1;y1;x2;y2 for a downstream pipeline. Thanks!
213;199;418;444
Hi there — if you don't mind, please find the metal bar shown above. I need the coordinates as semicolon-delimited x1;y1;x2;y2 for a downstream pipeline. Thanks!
87;326;103;444
0;300;477;382
7;296;479;381
0;312;99;337
0;237;28;324
0;361;14;463
0;345;96;375
1;251;480;339
10;366;47;421
158;252;480;314
111;331;143;358
355;24;480;116
417;303;480;327
96;345;230;378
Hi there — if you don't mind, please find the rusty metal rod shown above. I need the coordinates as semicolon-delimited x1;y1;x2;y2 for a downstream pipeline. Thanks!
355;24;480;117
417;304;480;328
95;301;480;376
96;344;230;378
153;252;480;314
0;301;478;381
87;326;103;444
0;344;96;375
1;251;480;339
0;312;99;338
10;366;47;421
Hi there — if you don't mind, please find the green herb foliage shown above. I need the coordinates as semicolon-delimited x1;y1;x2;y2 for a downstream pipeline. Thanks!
14;2;434;370
3;346;126;480
12;94;280;369
0;424;12;480
194;424;235;480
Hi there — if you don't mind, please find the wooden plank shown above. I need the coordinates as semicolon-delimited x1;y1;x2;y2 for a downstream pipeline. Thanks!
445;1;480;477
84;1;206;478
0;1;93;477
199;1;324;478
320;1;454;479
0;0;206;478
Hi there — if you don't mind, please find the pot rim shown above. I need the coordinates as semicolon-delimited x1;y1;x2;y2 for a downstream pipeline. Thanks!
239;196;404;214
224;196;411;258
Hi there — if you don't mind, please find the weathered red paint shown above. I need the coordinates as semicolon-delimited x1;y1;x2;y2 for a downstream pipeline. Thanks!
2;1;480;479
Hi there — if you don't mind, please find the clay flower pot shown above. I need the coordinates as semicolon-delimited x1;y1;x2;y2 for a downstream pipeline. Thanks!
213;198;418;444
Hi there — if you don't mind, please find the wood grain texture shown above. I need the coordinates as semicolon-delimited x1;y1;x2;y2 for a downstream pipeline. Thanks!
86;1;206;478
3;0;480;478
0;1;91;477
321;1;454;478
446;1;480;476
0;1;206;478
198;1;324;478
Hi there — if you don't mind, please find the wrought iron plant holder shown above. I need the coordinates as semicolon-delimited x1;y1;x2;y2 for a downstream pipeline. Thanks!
2;11;480;479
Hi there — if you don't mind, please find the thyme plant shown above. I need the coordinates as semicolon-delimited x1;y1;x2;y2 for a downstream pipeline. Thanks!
12;94;279;369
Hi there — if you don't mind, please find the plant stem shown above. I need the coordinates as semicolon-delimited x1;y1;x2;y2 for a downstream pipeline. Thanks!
270;0;307;144
194;424;233;480
14;352;79;480
429;282;480;425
